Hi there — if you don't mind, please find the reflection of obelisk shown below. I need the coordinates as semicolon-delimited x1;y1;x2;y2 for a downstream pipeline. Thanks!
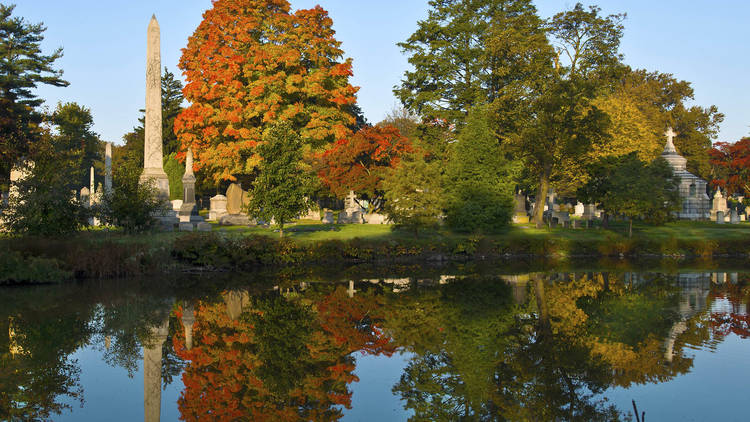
140;15;170;199
143;319;169;422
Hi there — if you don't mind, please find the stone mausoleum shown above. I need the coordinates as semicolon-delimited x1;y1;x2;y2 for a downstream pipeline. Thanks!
660;128;710;220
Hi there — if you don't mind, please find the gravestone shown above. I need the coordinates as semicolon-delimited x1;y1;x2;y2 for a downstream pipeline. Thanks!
179;149;203;223
716;210;725;224
513;192;529;223
226;184;244;215
710;189;728;221
322;210;334;224
80;187;91;208
209;194;228;221
364;213;389;224
730;209;740;224
574;202;585;217
179;222;194;232
196;222;212;232
171;199;183;211
582;203;597;220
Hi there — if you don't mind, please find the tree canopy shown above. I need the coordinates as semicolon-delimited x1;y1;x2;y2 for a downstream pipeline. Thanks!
175;0;359;183
0;3;68;184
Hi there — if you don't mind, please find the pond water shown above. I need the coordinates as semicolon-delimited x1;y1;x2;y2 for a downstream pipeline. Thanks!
2;267;749;421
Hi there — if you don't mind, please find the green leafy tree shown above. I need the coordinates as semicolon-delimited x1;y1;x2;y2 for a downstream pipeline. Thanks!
163;152;184;200
1;138;90;236
396;0;539;128
49;102;103;188
578;153;680;236
517;3;625;227
383;152;443;235
0;3;68;186
97;160;166;233
445;105;517;232
247;123;311;238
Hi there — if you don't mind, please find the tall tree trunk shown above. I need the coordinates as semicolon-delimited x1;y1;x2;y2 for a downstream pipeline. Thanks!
279;221;284;239
628;218;633;238
533;165;552;229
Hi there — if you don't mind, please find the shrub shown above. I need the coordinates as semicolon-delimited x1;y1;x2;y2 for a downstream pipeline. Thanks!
0;250;71;285
97;161;167;233
2;160;91;236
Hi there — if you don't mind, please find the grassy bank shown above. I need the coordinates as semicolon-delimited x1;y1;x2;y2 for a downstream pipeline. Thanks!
2;220;749;284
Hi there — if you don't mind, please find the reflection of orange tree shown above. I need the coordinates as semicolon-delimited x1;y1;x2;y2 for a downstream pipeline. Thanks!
544;273;692;387
174;285;396;421
709;277;750;339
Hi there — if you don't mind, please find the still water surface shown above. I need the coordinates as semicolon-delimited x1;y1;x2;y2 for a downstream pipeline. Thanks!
2;269;749;421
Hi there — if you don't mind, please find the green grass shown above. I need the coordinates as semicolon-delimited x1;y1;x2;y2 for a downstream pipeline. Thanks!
202;219;750;243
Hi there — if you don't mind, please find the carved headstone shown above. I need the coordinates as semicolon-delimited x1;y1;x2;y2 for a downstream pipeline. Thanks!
711;190;728;221
179;149;201;223
322;210;334;224
226;183;244;215
209;194;228;221
730;209;740;224
716;210;725;224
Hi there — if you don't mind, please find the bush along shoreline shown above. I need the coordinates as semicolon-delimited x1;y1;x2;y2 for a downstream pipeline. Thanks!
4;231;750;285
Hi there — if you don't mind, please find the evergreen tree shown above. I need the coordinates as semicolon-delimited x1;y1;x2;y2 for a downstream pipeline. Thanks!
383;153;443;235
445;105;517;232
396;0;540;128
247;123;311;238
0;3;68;186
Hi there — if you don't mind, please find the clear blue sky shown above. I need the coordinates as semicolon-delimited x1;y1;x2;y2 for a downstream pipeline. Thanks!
13;0;750;145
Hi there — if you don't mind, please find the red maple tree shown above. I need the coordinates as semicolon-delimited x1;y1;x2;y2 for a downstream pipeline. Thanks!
708;138;750;196
175;0;359;182
317;125;413;212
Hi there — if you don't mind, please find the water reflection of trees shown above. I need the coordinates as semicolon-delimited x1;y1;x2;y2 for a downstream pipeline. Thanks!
173;284;396;421
383;272;715;421
1;271;749;420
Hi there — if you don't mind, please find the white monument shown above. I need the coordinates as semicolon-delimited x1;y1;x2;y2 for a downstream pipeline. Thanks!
660;128;710;220
105;142;112;193
140;15;170;199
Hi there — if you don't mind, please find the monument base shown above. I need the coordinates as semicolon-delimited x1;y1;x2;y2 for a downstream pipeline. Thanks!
219;214;255;226
140;168;170;200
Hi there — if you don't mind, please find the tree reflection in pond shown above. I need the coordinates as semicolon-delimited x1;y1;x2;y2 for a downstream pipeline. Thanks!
173;284;396;421
0;270;748;420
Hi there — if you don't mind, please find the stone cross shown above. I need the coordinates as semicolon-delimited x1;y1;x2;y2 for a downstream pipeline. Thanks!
664;127;678;153
140;15;170;199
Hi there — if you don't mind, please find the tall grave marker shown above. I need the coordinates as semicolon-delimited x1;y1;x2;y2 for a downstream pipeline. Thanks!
140;15;170;199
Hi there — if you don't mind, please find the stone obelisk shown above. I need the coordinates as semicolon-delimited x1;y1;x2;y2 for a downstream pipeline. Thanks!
104;142;112;193
140;15;170;200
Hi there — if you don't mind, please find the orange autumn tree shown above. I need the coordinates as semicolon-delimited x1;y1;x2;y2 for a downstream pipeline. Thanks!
317;125;412;213
175;0;359;182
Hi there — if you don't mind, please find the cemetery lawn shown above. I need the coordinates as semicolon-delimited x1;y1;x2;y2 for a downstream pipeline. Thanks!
193;219;750;243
